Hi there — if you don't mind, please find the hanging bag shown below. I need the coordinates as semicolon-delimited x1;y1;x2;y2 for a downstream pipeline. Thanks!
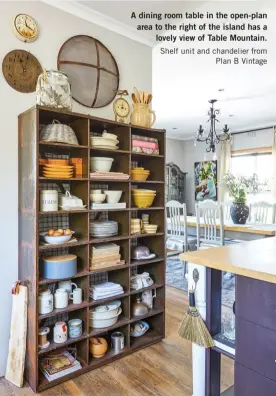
36;69;72;110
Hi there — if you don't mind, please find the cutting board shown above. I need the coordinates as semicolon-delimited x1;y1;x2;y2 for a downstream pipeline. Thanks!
5;284;28;388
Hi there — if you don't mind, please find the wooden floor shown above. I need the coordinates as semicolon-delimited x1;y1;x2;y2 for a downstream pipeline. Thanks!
0;286;234;395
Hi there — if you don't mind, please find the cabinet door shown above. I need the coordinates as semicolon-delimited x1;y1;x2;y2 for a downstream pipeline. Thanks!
236;276;276;331
235;363;276;396
236;317;276;382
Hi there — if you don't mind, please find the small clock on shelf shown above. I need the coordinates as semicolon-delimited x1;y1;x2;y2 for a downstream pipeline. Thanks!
113;90;130;123
13;13;39;43
2;49;42;93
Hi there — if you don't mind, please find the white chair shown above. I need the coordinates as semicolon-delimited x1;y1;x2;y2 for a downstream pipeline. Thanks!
195;200;224;250
166;200;197;276
249;201;276;224
223;200;232;222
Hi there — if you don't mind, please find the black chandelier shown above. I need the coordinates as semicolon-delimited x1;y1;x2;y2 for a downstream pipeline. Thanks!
195;99;231;153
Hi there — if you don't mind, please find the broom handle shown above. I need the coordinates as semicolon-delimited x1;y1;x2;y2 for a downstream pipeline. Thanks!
189;290;196;308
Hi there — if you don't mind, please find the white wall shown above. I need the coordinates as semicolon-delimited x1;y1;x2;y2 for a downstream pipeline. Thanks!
182;128;274;214
166;138;185;168
0;1;152;376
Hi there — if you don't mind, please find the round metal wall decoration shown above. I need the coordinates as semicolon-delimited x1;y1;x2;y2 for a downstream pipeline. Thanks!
57;35;120;108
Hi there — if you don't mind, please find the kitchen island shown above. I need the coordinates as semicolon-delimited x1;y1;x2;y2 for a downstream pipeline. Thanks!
180;237;276;396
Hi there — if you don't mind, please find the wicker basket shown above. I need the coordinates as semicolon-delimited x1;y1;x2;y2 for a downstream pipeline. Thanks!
40;120;79;145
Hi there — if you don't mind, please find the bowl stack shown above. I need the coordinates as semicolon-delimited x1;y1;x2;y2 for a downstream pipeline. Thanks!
90;220;118;237
132;189;156;208
131;167;150;181
90;131;119;150
42;160;74;179
143;224;158;234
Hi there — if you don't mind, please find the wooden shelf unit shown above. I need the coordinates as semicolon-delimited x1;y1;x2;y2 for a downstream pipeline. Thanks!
18;105;166;393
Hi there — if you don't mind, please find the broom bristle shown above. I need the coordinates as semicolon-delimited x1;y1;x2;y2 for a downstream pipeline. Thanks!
178;310;215;348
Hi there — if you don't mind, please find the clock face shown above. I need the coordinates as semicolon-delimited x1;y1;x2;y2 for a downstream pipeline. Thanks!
13;14;39;42
2;50;42;93
114;98;130;117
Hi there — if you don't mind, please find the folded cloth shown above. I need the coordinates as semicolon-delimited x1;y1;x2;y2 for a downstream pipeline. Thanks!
91;290;124;300
91;282;122;292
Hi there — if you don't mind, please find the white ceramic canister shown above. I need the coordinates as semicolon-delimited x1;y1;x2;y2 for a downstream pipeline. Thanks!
53;321;68;344
40;190;58;212
54;288;69;309
38;289;53;314
68;319;83;339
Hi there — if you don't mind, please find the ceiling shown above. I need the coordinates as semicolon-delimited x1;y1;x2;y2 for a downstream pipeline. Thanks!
47;1;276;140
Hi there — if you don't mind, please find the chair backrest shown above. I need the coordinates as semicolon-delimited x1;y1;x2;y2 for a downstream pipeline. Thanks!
166;200;188;247
249;201;276;224
223;200;232;222
195;200;224;249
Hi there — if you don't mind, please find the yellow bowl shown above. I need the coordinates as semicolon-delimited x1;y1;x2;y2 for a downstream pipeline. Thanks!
133;195;155;208
143;224;158;234
131;172;150;182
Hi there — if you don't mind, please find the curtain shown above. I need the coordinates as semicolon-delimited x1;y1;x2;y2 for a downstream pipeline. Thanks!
219;138;232;202
272;126;276;203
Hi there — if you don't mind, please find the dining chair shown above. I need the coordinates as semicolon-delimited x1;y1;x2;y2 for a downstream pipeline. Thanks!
249;201;276;224
195;199;224;250
166;200;197;277
223;200;232;222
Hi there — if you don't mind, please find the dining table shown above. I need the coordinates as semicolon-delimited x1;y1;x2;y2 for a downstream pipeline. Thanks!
167;215;276;241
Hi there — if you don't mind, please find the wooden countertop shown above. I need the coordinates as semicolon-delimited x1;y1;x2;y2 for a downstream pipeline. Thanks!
180;237;276;284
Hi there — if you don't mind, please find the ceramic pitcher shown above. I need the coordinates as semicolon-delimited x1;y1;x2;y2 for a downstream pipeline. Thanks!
130;104;156;128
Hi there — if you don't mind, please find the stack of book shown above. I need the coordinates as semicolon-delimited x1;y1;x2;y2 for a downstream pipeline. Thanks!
39;351;81;382
90;243;125;271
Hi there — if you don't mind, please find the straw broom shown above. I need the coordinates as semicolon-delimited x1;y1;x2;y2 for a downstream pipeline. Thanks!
178;288;214;348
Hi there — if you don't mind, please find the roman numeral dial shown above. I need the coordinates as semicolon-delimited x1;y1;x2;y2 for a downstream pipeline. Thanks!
2;49;42;93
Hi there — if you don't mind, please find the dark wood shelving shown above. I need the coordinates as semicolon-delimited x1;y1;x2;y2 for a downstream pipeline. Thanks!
39;270;89;285
39;238;89;251
89;291;130;306
130;308;164;323
39;141;89;149
130;232;165;239
130;257;164;267
89;235;130;244
38;333;88;355
38;301;88;321
130;283;164;295
39;209;89;215
19;106;166;393
88;317;129;337
89;263;129;274
90;147;130;154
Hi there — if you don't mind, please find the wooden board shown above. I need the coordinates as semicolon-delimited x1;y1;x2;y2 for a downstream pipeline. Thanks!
5;285;28;388
180;238;276;284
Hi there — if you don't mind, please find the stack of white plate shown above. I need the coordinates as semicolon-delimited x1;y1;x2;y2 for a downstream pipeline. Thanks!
90;132;119;150
90;221;118;237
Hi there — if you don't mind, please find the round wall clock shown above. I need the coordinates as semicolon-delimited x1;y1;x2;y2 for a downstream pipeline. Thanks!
57;35;120;108
13;14;39;43
2;50;42;93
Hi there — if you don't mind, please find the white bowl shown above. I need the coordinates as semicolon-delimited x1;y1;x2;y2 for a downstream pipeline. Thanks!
90;300;121;320
40;231;75;245
89;307;122;328
104;190;122;204
90;157;114;172
91;189;102;194
90;193;106;203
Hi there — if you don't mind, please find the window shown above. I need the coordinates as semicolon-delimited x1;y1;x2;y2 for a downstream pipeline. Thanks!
231;150;272;202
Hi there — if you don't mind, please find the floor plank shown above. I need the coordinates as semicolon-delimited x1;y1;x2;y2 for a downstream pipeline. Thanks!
0;286;234;395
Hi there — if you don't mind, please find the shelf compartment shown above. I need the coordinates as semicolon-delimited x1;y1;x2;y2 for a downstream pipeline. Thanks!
130;209;164;234
131;156;165;182
131;184;165;208
90;153;130;176
131;261;165;289
90;124;130;151
89;181;130;208
39;110;89;146
89;317;129;337
130;312;164;348
89;239;130;272
39;212;89;240
88;324;129;366
132;235;165;260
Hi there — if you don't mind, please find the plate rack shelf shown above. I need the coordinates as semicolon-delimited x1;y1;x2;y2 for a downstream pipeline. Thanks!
18;105;166;393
